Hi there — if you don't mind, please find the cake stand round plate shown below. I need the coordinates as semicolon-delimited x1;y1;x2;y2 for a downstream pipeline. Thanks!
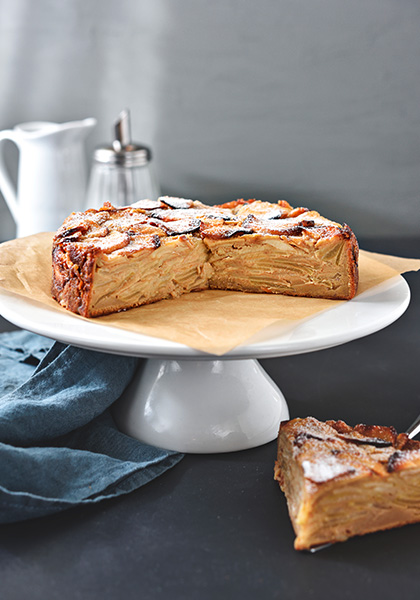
0;276;410;453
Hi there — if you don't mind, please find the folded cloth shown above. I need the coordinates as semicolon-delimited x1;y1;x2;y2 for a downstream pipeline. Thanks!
0;331;183;523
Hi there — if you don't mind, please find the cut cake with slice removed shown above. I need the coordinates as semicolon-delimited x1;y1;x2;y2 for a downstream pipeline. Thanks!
274;417;420;550
51;197;359;317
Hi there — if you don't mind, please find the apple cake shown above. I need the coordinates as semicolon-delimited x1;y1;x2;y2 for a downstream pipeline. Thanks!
274;417;420;550
51;197;359;317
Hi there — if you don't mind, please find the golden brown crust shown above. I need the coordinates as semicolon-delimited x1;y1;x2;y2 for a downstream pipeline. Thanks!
51;244;98;317
274;417;420;550
52;198;359;317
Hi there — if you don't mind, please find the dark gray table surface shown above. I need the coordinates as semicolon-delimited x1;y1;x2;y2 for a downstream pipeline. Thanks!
0;237;419;600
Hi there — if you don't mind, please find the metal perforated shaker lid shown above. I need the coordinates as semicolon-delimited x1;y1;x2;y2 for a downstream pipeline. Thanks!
92;109;152;167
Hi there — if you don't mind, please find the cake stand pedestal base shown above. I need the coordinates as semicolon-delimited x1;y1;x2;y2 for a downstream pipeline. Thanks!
113;358;289;453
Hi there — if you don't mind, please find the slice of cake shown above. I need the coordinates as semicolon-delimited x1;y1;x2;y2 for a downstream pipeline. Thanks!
274;417;420;550
51;197;359;317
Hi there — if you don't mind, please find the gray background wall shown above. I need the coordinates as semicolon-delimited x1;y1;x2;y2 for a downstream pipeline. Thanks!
0;0;419;241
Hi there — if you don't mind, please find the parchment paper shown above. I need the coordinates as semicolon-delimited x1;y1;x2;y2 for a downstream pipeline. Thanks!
0;233;419;355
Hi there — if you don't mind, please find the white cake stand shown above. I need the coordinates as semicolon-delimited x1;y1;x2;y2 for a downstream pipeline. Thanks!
0;276;410;453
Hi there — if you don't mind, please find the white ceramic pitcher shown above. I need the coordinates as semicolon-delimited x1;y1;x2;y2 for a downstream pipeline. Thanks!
0;118;96;237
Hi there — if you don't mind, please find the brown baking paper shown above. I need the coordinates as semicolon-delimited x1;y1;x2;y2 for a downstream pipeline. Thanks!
0;233;419;355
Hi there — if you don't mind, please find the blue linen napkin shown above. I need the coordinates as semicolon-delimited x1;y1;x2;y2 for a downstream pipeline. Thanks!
0;331;183;523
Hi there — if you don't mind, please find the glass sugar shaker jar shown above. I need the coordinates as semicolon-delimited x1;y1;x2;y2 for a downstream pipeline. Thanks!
85;109;160;209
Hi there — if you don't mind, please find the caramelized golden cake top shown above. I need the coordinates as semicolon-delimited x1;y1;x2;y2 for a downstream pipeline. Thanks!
53;197;356;256
278;417;420;485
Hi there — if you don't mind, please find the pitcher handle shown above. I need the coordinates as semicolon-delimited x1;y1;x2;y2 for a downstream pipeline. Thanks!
0;130;20;224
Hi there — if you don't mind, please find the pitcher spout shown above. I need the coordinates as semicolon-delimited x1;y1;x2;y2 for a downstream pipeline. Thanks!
14;118;97;140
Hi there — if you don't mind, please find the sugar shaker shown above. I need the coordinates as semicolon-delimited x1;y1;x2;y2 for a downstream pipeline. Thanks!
85;109;160;209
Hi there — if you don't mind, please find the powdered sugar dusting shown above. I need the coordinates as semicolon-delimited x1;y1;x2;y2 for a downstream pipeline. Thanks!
302;456;356;483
